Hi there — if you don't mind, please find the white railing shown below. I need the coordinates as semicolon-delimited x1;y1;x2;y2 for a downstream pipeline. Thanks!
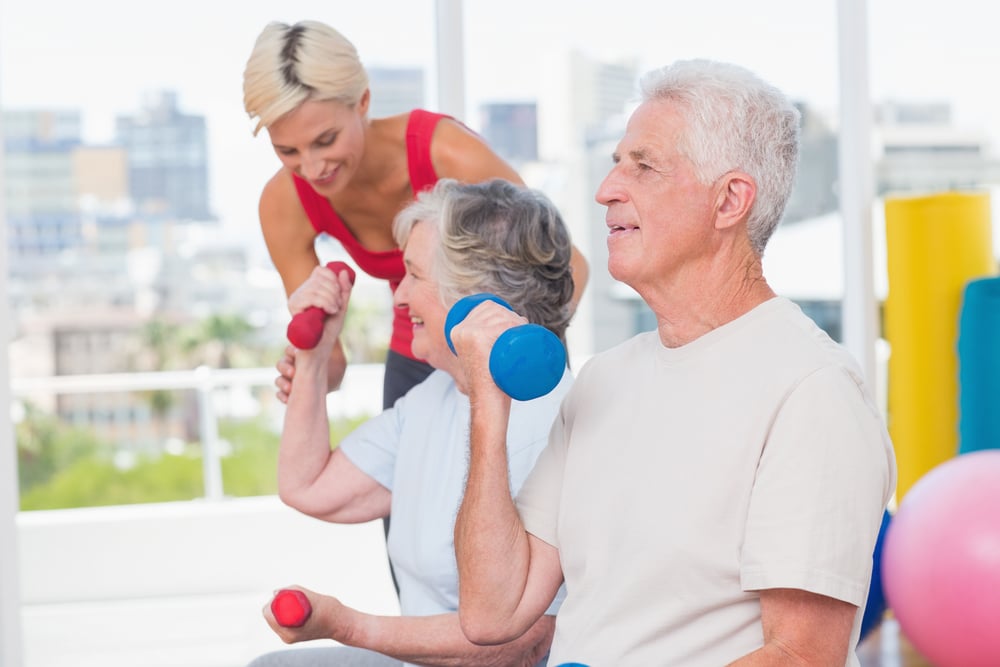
8;364;393;667
10;363;386;502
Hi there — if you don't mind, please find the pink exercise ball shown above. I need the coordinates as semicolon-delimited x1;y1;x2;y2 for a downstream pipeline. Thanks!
882;450;1000;667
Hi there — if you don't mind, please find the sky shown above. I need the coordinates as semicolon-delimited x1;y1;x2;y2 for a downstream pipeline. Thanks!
2;0;999;237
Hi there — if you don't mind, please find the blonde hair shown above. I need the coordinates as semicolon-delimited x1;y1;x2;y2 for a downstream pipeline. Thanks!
243;20;369;136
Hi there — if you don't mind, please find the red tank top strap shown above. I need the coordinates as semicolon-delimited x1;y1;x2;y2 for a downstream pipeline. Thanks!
406;109;451;194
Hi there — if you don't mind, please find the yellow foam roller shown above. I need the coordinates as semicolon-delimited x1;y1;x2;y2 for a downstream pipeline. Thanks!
884;191;996;500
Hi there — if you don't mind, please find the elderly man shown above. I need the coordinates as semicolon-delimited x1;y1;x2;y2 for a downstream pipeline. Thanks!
451;59;896;667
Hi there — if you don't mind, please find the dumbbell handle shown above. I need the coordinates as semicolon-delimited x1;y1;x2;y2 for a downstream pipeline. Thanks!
286;261;357;350
271;588;312;628
445;293;566;401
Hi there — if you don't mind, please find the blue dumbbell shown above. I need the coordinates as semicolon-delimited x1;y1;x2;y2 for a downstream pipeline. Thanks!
444;293;566;401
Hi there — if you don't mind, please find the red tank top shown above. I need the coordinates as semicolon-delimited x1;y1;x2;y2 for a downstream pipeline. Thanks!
292;109;449;359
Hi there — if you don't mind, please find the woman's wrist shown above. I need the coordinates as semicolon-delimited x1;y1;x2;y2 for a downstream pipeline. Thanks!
324;601;369;649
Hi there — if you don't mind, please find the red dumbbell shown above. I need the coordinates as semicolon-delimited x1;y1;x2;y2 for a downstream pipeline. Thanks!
286;261;357;350
271;588;312;628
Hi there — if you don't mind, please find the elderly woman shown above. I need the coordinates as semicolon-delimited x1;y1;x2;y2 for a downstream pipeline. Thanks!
247;178;574;667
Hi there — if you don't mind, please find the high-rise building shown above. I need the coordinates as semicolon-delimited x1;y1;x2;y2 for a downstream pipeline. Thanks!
479;102;538;165
784;103;839;224
537;50;639;162
368;67;425;117
2;110;83;268
73;145;132;254
115;91;212;221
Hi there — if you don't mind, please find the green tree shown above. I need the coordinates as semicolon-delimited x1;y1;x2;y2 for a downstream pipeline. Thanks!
187;313;256;368
340;300;390;363
138;318;184;370
17;412;372;509
136;319;186;440
15;402;102;493
19;455;204;510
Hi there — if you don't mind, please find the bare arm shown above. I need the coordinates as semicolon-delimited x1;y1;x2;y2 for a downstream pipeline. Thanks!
264;587;555;667
449;302;565;645
727;588;858;666
260;170;347;394
431;119;590;310
278;266;391;523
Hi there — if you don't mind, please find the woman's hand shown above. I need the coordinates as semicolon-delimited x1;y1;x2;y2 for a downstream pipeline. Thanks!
262;586;357;646
274;345;297;404
288;264;352;322
277;265;354;401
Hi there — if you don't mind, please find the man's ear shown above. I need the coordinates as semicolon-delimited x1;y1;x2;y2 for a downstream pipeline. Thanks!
715;172;756;230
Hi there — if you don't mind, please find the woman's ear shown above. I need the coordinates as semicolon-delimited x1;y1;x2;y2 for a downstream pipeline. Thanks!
358;88;371;118
715;172;756;230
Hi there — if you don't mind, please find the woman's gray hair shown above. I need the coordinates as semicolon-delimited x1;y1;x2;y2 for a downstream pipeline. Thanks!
639;59;800;254
243;20;369;136
394;179;574;341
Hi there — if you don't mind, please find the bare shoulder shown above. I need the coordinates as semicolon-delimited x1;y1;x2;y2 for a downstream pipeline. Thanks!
259;168;310;231
257;168;318;292
260;167;298;213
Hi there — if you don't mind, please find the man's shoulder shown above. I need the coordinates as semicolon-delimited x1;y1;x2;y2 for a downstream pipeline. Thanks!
584;331;659;366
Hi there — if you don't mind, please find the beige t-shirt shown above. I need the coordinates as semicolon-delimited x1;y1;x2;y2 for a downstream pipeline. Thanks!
516;297;896;667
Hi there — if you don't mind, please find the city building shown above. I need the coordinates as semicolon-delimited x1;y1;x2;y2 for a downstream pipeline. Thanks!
74;144;132;254
114;91;213;221
478;102;538;165
2;94;280;453
2;109;83;271
536;50;638;164
785;102;840;224
367;67;425;117
874;101;1000;194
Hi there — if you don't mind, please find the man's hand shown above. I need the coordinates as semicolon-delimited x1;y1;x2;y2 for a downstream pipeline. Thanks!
449;299;526;399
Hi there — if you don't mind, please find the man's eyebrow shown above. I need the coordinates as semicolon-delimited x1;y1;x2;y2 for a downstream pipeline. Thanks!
629;148;656;163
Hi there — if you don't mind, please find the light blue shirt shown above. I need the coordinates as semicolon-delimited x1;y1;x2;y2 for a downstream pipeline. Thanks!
340;368;571;618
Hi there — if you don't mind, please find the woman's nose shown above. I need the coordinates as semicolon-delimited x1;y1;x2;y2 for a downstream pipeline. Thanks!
302;150;325;179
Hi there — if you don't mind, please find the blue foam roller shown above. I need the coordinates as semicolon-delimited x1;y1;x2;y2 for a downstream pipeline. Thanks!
958;276;1000;453
859;509;891;643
